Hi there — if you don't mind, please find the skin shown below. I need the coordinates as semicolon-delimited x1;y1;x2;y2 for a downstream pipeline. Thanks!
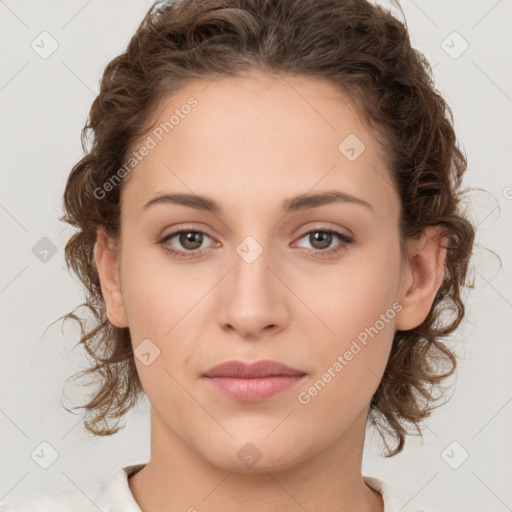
94;71;447;512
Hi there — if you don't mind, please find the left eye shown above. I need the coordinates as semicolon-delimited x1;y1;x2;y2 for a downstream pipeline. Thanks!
158;228;353;258
294;229;353;252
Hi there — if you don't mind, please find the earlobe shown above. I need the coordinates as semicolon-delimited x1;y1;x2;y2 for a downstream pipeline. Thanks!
93;226;129;328
395;225;448;331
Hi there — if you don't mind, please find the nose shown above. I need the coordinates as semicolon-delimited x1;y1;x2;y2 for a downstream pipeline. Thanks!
217;238;289;340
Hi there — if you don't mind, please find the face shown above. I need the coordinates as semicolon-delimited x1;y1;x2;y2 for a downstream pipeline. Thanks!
95;71;442;473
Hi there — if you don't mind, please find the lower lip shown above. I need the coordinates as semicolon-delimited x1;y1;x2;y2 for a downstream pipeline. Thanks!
203;375;306;401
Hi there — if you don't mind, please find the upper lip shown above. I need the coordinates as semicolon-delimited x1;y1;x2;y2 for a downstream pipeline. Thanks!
203;360;306;378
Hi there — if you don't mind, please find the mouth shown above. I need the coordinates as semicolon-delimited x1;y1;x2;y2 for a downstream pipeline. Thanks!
202;360;307;402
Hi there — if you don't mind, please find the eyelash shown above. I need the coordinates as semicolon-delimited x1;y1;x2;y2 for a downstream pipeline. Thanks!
157;227;354;260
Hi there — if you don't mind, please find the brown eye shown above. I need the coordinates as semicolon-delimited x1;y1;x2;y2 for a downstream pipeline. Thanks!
159;230;213;257
294;228;354;260
158;227;353;260
178;231;204;250
308;231;333;250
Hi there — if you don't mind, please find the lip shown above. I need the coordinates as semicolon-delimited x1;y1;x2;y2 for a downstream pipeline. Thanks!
202;360;307;402
203;360;306;378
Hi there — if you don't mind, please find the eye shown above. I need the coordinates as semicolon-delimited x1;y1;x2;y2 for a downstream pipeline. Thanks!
157;227;354;259
158;229;215;258
293;229;354;259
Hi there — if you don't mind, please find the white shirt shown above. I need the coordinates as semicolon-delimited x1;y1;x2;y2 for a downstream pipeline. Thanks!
0;463;428;511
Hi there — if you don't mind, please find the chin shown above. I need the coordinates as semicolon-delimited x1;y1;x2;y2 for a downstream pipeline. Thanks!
200;435;309;474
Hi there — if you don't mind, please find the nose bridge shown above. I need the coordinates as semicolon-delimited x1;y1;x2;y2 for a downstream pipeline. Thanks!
217;228;288;335
231;231;279;301
226;211;280;280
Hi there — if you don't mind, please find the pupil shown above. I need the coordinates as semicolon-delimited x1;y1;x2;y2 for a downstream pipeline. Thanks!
181;231;202;249
312;231;331;249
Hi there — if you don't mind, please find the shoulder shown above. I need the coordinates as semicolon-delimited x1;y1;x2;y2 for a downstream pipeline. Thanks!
0;483;101;512
363;475;431;512
0;463;145;512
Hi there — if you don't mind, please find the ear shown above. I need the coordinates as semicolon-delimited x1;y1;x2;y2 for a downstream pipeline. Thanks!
93;226;129;328
395;225;448;331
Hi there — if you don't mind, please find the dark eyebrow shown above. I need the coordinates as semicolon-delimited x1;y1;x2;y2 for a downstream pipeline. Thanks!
142;190;374;215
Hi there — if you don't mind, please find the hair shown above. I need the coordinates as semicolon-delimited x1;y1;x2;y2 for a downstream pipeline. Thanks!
57;0;476;456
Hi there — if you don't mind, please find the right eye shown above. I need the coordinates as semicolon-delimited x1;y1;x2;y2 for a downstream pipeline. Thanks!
158;229;216;258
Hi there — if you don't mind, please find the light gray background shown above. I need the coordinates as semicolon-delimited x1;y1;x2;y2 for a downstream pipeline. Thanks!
1;1;511;511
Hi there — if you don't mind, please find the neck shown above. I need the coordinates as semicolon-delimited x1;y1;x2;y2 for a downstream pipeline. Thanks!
128;407;383;512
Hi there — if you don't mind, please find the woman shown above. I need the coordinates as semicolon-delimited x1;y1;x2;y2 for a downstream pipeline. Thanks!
1;0;475;510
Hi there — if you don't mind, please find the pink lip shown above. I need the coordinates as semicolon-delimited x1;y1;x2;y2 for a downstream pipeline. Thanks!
202;360;307;401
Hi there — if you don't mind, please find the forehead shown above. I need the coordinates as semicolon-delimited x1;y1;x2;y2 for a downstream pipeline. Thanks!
121;72;399;221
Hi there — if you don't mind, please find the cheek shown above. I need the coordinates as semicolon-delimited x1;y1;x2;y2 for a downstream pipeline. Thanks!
303;244;400;341
296;239;400;398
118;246;207;378
120;250;195;409
297;296;395;424
119;240;188;332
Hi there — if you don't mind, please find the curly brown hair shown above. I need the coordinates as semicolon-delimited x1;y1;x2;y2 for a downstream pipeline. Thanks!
57;0;476;456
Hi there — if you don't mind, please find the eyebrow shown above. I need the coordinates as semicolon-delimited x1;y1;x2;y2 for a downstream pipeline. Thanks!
142;190;374;215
